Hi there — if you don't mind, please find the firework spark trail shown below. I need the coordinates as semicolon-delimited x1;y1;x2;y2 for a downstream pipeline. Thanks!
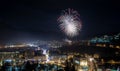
58;8;82;37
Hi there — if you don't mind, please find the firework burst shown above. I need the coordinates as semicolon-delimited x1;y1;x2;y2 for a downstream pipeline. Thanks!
58;8;82;37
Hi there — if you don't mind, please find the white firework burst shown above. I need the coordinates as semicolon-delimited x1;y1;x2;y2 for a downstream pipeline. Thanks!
58;8;82;37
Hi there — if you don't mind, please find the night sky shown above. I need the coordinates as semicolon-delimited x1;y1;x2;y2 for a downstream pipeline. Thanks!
0;0;120;43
